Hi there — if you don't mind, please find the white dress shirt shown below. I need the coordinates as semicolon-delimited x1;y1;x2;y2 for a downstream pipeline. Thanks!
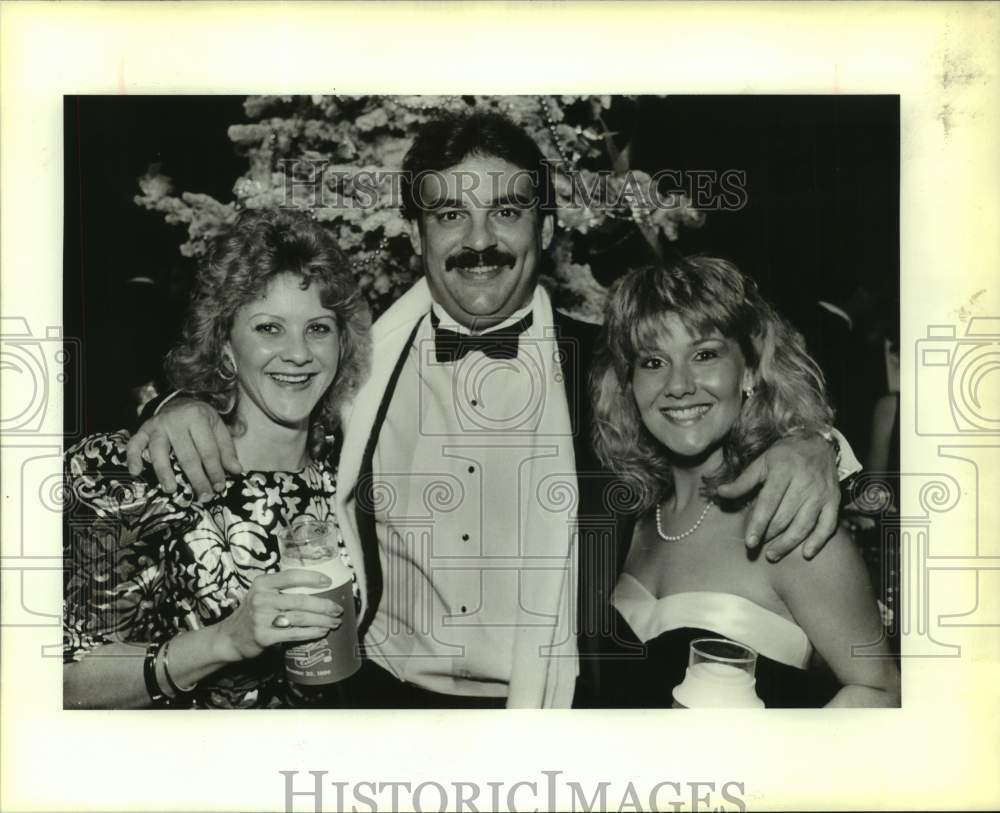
353;285;579;703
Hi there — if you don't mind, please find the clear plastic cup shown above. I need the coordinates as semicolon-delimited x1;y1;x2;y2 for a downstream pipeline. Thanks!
671;637;765;708
277;519;361;685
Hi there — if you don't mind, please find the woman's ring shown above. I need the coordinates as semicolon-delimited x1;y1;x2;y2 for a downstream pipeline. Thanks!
272;614;290;629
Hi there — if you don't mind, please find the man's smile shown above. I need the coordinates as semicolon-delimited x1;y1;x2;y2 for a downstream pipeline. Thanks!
453;264;507;280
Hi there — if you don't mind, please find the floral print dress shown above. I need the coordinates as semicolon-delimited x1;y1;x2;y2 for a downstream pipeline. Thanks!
63;431;359;709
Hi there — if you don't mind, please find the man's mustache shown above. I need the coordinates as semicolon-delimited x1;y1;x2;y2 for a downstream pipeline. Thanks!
445;248;516;271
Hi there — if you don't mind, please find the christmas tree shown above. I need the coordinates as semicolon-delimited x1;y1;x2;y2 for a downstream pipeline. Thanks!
136;95;704;322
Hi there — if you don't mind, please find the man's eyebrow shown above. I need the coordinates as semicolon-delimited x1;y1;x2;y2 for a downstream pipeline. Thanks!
490;191;536;208
430;196;469;210
429;192;536;209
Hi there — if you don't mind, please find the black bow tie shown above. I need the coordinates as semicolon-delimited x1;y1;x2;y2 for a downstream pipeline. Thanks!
431;312;534;363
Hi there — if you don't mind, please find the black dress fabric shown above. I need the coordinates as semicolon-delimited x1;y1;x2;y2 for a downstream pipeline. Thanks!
598;608;835;708
584;511;839;709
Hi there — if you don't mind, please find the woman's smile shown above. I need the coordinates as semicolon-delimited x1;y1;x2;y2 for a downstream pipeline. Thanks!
658;403;713;425
266;371;318;388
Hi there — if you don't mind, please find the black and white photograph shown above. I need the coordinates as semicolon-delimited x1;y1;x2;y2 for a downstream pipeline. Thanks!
62;93;902;713
2;4;998;812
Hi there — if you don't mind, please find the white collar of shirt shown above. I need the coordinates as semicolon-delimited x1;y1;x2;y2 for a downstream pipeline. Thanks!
429;289;540;336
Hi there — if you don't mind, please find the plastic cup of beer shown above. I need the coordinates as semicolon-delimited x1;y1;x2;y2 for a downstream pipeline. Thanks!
277;519;361;686
671;637;765;708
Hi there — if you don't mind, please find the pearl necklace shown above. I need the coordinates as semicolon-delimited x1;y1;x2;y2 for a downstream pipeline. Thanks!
655;500;713;542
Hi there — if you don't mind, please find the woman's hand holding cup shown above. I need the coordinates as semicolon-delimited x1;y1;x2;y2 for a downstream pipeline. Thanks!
212;570;343;663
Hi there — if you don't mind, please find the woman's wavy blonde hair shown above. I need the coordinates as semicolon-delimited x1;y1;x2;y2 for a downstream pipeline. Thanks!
591;256;832;511
165;208;371;461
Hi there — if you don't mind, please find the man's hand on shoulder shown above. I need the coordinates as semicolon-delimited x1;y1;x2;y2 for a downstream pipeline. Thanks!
125;398;241;498
716;432;840;562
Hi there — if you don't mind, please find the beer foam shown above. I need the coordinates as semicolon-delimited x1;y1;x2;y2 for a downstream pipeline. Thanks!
672;662;764;708
280;549;353;594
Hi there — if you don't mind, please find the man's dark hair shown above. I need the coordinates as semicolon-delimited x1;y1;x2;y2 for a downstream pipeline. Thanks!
400;110;557;220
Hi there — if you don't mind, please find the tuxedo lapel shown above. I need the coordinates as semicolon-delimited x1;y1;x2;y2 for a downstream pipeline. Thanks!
336;279;435;629
552;310;599;467
353;318;422;637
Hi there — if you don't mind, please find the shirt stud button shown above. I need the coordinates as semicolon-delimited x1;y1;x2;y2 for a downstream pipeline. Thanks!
462;533;470;541
467;465;475;474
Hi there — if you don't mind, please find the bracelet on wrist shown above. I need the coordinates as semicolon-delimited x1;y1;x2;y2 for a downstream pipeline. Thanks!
161;636;199;695
143;642;170;707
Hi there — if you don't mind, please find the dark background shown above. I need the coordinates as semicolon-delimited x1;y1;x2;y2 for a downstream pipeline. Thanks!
63;95;899;448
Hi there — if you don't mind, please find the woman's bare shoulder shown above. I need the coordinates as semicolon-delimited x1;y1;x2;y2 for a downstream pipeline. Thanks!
768;524;869;596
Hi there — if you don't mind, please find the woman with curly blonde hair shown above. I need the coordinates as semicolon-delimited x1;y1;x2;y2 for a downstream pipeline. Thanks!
591;257;899;707
162;209;370;464
63;208;371;708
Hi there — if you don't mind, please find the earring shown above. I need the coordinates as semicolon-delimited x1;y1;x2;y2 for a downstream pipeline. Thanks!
220;390;237;415
742;385;756;399
218;352;237;383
